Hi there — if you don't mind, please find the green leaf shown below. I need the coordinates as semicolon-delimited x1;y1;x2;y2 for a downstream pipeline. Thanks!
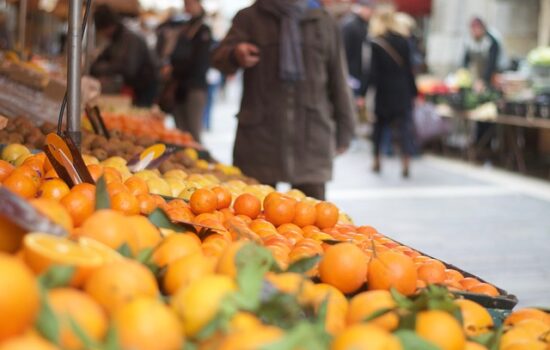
391;288;415;309
136;247;155;264
233;243;274;311
262;322;330;350
35;287;60;345
68;317;97;349
256;292;304;330
286;255;320;274
395;330;442;350
184;341;198;350
102;324;120;350
316;297;329;330
148;208;196;233
95;175;111;210
38;265;75;289
116;243;133;258
469;332;497;347
362;307;395;323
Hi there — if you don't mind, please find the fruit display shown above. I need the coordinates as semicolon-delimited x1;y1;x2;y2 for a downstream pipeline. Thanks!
0;116;254;185
0;146;544;350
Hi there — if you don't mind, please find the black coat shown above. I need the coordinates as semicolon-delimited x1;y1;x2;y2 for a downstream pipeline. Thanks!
341;13;368;95
366;31;417;117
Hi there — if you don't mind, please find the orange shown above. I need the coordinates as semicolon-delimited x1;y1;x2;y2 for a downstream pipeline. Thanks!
415;310;466;350
111;191;140;216
10;165;41;188
113;298;183;350
277;223;304;237
84;259;159;314
87;164;103;182
464;342;488;350
2;172;38;199
263;191;284;208
78;237;123;263
60;191;95;227
136;193;158;215
71;183;96;201
455;299;493;337
249;219;277;235
264;197;296;226
299;283;348;335
48;288;108;350
107;181;129;197
151;233;202;267
500;341;546;350
23;233;103;287
504;308;550;327
367;251;417;296
189;188;218;215
0;159;15;182
171;275;237;337
331;324;402;350
499;319;550;350
44;168;59;179
212;186;232;209
0;215;26;253
102;166;122;184
125;215;162;256
233;193;261;219
292;201;317;227
218;326;283;350
445;269;465;282
319;243;368;294
36;178;70;200
0;333;58;350
459;277;481;290
417;259;447;284
30;198;73;233
468;283;499;297
124;176;149;196
216;241;246;278
0;253;40;342
347;290;398;331
264;272;312;295
78;210;132;250
315;202;339;229
163;252;216;295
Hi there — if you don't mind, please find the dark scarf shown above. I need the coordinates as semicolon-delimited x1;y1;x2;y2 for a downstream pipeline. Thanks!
258;0;308;82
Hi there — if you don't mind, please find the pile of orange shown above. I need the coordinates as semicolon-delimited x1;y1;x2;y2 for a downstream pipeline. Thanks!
0;146;534;350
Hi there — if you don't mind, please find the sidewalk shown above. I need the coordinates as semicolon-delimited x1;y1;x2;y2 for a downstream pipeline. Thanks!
203;83;550;308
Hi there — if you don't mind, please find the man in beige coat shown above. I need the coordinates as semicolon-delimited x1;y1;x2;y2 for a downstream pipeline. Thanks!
212;0;355;199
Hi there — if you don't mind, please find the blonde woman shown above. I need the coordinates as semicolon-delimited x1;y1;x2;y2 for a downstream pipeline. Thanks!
367;6;417;178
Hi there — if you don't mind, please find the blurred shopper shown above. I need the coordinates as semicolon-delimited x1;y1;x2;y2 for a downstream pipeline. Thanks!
212;0;356;200
91;5;158;107
0;12;13;50
341;0;373;107
463;17;501;89
157;0;212;143
366;6;417;178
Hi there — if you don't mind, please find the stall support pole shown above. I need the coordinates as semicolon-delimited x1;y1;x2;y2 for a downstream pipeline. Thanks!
67;0;83;148
17;0;26;55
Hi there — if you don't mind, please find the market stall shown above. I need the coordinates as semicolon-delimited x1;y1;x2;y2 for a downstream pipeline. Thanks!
0;2;548;350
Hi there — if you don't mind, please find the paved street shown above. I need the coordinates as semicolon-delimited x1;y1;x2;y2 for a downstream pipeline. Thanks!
202;82;550;308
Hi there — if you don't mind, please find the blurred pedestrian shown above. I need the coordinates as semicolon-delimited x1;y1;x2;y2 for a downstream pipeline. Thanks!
463;17;501;90
341;0;373;108
0;12;13;50
367;6;418;178
212;0;356;200
91;4;158;107
157;0;212;143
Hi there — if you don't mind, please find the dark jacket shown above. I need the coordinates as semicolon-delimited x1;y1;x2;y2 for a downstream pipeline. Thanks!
158;17;212;99
341;13;369;95
367;31;418;117
212;5;356;185
91;25;158;107
463;32;500;85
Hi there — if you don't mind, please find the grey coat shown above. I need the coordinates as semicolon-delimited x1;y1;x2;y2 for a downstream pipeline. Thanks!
212;4;356;185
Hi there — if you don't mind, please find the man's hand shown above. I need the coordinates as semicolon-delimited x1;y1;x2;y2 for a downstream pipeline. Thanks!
356;96;366;109
234;43;260;68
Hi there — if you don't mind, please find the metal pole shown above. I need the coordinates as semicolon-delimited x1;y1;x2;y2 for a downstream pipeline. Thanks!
67;0;82;148
17;0;27;54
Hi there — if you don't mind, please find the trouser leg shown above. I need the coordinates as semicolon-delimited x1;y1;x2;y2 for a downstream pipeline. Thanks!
291;183;326;201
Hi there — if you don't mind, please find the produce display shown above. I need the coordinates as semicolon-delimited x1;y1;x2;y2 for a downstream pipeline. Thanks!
0;116;254;191
0;141;547;350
